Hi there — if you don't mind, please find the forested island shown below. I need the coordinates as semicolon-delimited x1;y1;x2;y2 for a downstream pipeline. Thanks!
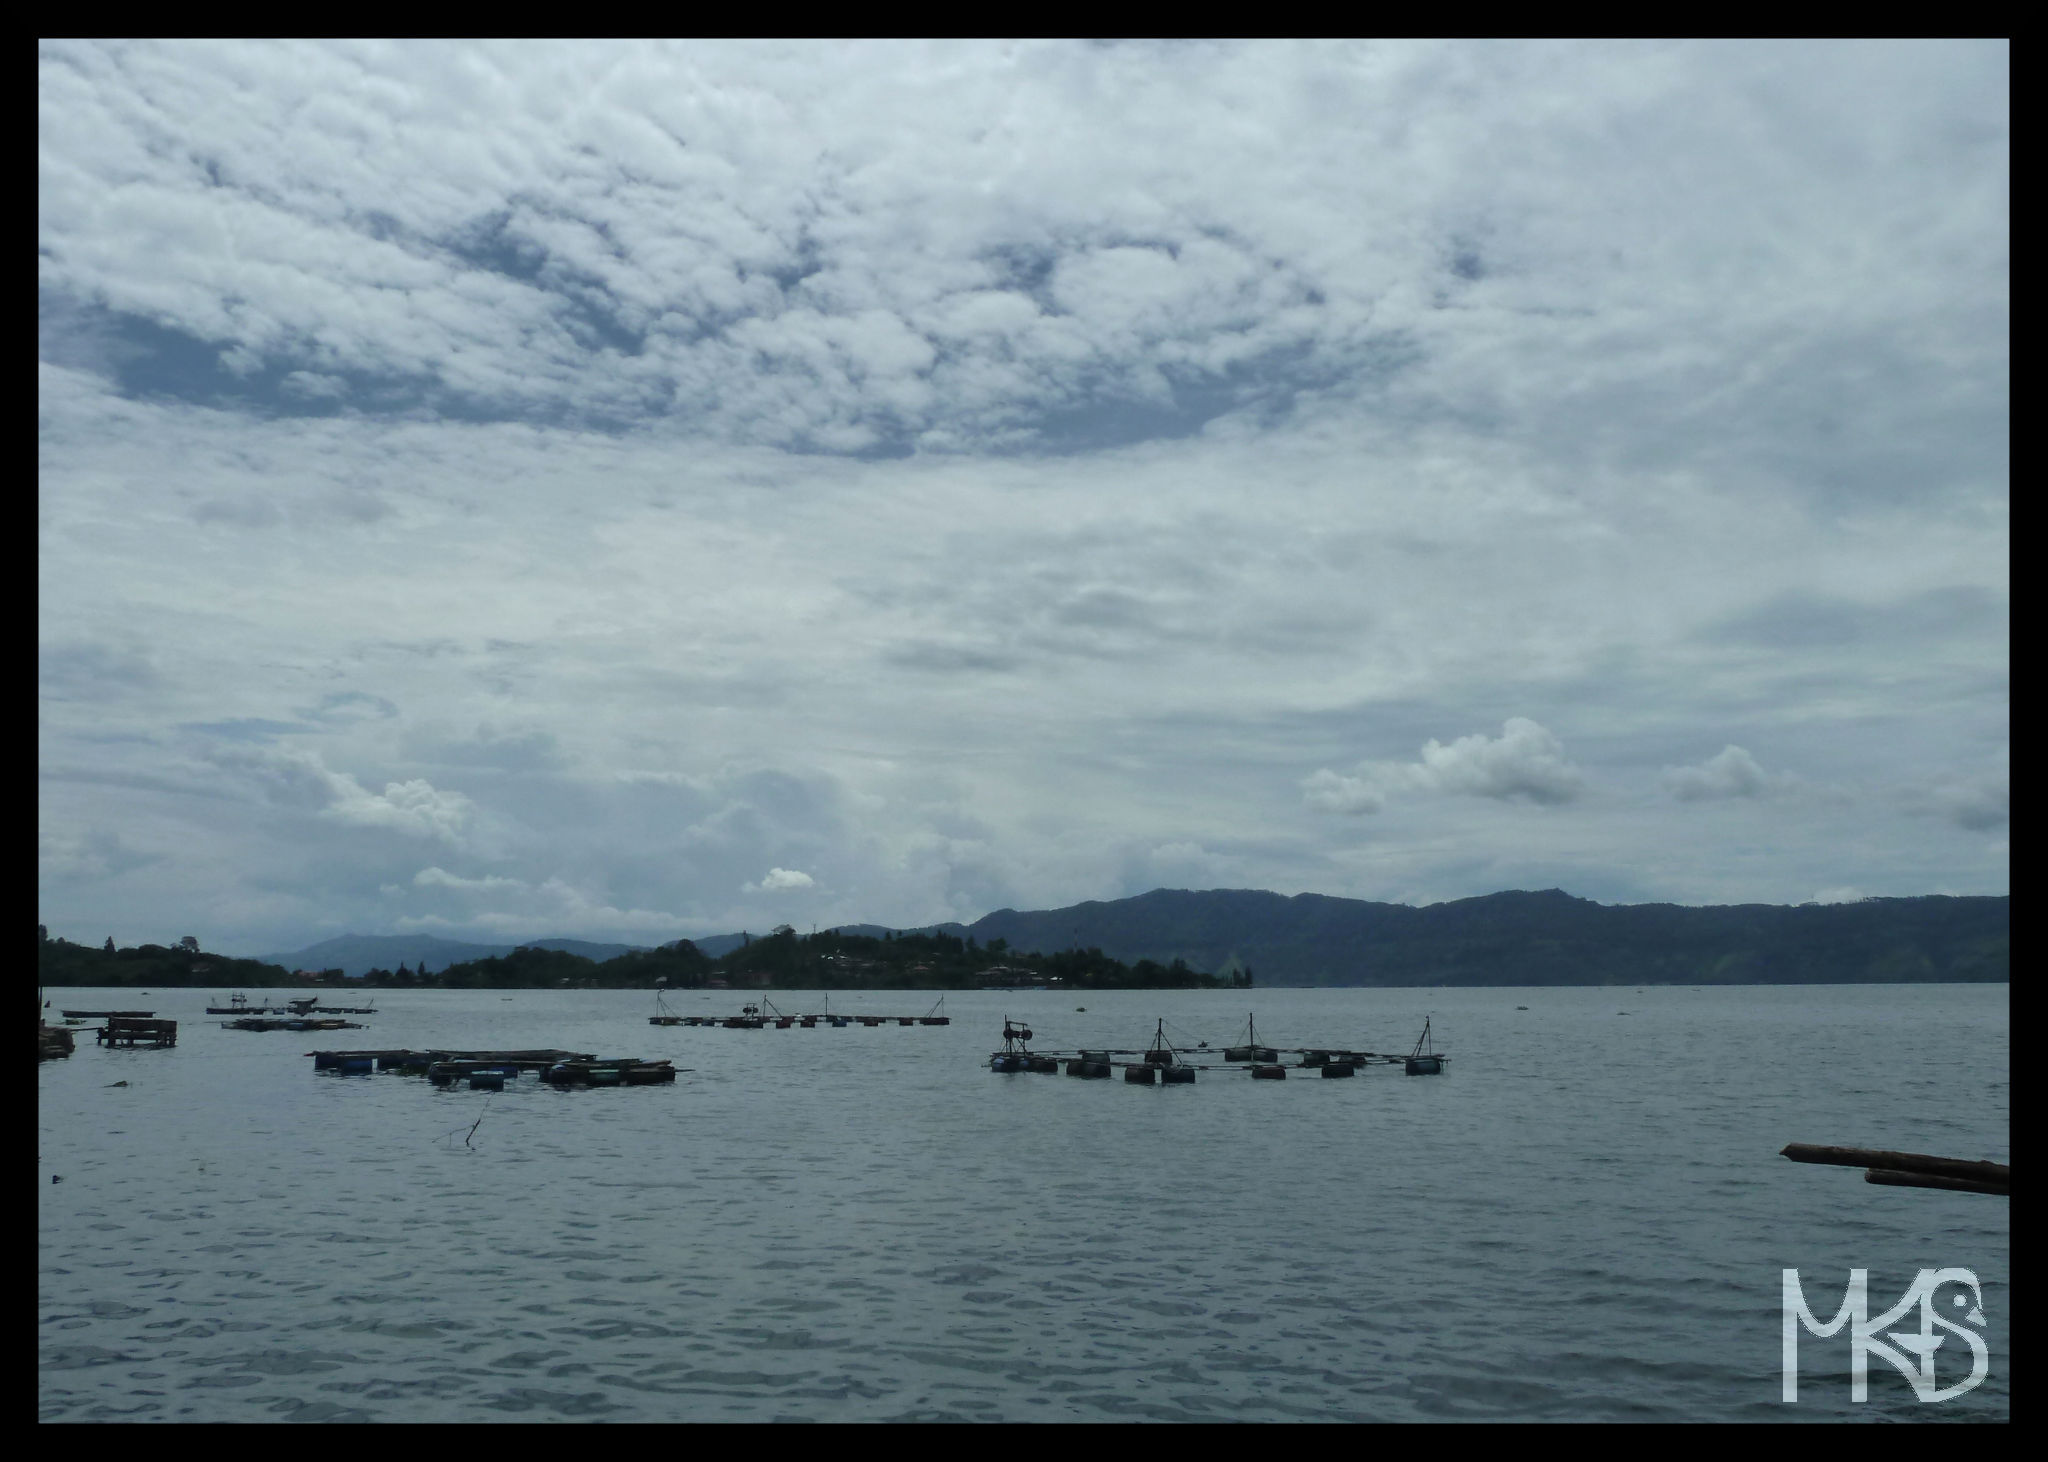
36;924;1246;992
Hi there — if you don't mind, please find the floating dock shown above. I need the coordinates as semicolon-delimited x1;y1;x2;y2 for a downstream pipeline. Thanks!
662;995;951;1028
96;1016;177;1048
988;1013;1449;1083
225;1016;365;1031
304;1047;680;1089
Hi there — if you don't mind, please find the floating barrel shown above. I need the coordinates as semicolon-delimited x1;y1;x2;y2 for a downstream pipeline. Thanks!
1405;1056;1443;1076
1302;1050;1329;1067
1124;1064;1157;1084
920;1017;950;1025
1251;1064;1287;1080
469;1070;505;1090
1320;1061;1356;1078
776;1018;793;1028
1144;1049;1175;1065
831;1018;850;1027
544;1063;579;1084
800;1017;817;1027
1223;1045;1254;1062
588;1068;623;1085
339;1057;373;1075
312;1051;345;1069
898;1018;915;1025
427;1063;462;1084
376;1054;409;1071
1161;1066;1196;1084
991;1054;1030;1073
1028;1055;1060;1074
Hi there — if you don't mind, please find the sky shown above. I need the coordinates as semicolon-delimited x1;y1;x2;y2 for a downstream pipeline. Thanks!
39;39;2008;956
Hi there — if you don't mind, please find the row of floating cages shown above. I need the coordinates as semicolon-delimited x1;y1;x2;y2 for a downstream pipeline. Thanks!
667;1014;949;1028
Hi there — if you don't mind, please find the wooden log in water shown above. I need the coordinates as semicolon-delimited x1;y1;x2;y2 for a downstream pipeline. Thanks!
1781;1143;2008;1186
1864;1167;2009;1196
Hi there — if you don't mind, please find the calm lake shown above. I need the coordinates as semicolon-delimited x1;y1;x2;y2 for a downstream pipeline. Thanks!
39;983;2009;1422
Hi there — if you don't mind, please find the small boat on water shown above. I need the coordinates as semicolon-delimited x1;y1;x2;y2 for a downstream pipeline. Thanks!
1405;1015;1447;1076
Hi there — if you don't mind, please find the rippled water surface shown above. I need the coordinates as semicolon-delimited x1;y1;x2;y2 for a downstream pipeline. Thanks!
39;984;2008;1422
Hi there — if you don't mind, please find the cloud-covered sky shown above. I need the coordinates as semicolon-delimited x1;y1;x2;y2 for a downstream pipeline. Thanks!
39;40;2008;954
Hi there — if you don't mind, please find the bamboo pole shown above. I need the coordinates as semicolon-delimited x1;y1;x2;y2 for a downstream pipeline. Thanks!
1864;1168;2009;1196
1781;1143;2008;1187
1785;1143;2007;1196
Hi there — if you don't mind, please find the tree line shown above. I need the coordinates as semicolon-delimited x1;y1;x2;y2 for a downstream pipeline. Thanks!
36;924;1249;992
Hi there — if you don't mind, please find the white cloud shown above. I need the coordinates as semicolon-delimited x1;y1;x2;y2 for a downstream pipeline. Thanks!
1305;717;1588;813
1662;745;1795;801
412;866;524;893
35;42;2008;953
747;867;815;893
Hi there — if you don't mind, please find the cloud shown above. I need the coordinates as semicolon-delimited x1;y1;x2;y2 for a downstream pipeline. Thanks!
1305;717;1589;814
1917;773;2009;832
34;43;2008;953
746;867;815;893
412;866;525;893
1662;745;1796;801
208;745;473;840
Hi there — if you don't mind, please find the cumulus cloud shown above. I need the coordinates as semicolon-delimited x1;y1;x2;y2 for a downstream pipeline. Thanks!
1305;718;1589;814
1662;745;1796;801
746;867;815;893
209;746;472;840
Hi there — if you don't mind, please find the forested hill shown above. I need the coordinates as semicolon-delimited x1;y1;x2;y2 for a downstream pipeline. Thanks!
964;888;2009;987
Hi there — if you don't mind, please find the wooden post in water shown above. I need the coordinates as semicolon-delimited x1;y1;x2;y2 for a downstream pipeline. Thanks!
1781;1143;2008;1196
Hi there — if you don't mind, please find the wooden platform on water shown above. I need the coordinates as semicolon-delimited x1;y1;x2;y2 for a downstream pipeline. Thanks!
97;1017;177;1048
225;1017;365;1031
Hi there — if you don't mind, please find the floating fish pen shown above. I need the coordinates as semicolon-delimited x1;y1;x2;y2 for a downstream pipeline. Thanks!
1405;1016;1447;1075
994;1014;1447;1085
308;1047;594;1074
97;1016;177;1048
225;1016;366;1032
304;1047;678;1089
673;995;952;1028
63;1008;154;1019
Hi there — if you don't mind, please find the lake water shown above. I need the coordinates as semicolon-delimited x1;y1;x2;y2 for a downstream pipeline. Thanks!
39;983;2009;1423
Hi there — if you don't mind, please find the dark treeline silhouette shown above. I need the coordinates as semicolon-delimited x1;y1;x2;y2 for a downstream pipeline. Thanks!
36;924;1245;991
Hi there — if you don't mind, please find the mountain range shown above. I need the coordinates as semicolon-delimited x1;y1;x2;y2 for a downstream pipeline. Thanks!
258;888;2007;985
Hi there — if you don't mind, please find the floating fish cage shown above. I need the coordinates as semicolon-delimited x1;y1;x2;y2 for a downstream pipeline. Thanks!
991;1014;1449;1087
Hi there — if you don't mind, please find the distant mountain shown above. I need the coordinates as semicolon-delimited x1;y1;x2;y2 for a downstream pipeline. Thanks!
964;888;2009;987
258;932;660;978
